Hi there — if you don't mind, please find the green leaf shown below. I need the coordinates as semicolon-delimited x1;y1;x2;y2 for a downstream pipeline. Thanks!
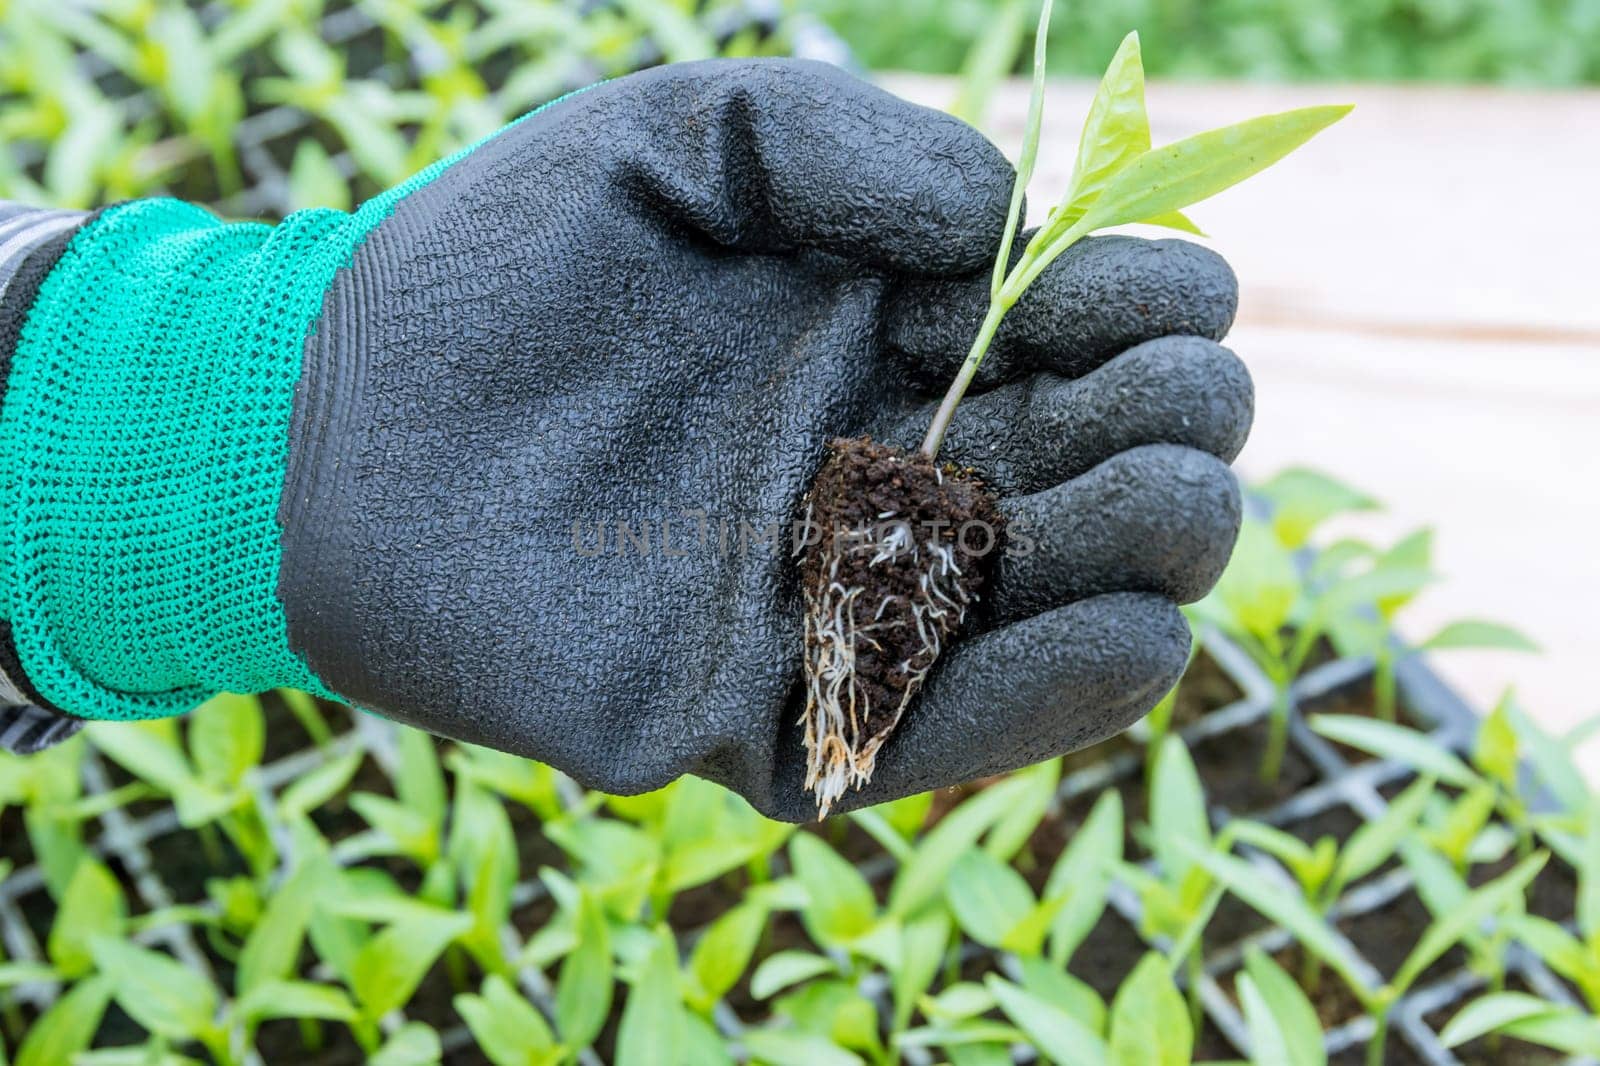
686;902;766;1012
945;849;1036;948
287;139;352;212
555;891;613;1048
1150;736;1210;883
740;1029;864;1066
1255;468;1379;549
1186;847;1369;999
395;727;447;827
889;774;1034;917
349;911;472;1019
455;975;559;1066
351;792;439;864
614;930;683;1066
1074;104;1352;237
1580;794;1600;942
1508;704;1590;815
237;979;357;1025
986;0;1054;299
90;938;217;1041
1440;993;1600;1055
1017;956;1106;1031
1308;716;1478;788
1238;948;1325;1066
369;1022;443;1066
276;750;362;821
48;859;125;978
890;912;950;1031
751;951;837;1001
237;855;332;994
450;779;517;972
984;758;1060;861
1422;620;1540;654
1045;789;1121;966
1208;519;1300;643
1333;776;1433;893
188;692;264;788
1108;953;1191;1066
986;976;1108;1066
1055;31;1149;226
1393;852;1546;993
15;975;111;1066
789;833;876;946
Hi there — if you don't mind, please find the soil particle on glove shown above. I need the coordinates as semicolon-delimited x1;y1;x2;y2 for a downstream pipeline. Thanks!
798;436;1003;816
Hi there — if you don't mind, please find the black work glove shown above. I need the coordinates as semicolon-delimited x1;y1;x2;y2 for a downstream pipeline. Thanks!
274;58;1250;820
0;59;1249;809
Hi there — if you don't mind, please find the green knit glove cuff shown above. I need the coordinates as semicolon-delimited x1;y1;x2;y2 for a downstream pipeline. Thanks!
0;198;348;719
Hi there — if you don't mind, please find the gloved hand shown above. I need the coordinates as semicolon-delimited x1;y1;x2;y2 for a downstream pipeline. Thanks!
0;58;1250;820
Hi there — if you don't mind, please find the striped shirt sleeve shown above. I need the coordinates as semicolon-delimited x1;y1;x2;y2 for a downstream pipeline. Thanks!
0;201;90;754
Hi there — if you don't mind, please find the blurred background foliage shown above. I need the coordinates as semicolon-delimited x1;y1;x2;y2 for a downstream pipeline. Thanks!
814;0;1600;85
2;0;1598;209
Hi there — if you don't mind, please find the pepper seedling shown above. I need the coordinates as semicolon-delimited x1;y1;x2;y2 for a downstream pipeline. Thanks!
798;0;1351;813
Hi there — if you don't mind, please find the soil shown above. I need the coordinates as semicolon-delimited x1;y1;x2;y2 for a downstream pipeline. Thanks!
1071;911;1147;1000
1422;973;1565;1066
1340;889;1465;988
799;437;1003;804
1469;852;1577;925
1329;1037;1427;1065
1303;677;1428;766
1190;721;1319;816
1171;651;1247;729
1222;941;1366;1031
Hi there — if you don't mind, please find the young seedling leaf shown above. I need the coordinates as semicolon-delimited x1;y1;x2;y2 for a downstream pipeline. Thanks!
984;757;1060;861
189;692;264;788
368;1022;443;1066
889;773;1032;917
1150;735;1210;884
1051;31;1149;229
90;937;218;1042
276;749;362;821
945;848;1036;948
237;979;358;1025
14;974;112;1066
1107;953;1192;1066
1308;715;1478;788
1078;105;1351;235
349;911;473;1019
741;1030;865;1066
1017;956;1107;1031
48;858;125;978
687;901;767;1012
891;911;952;1032
790;831;877;945
615;929;684;1066
1240;948;1326;1066
1421;619;1540;653
1186;846;1370;1000
1045;787;1121;966
1393;851;1546;993
988;0;1055;300
1256;468;1380;550
555;891;613;1048
985;975;1109;1066
1439;992;1568;1048
751;950;838;1000
455;974;560;1066
1334;775;1433;893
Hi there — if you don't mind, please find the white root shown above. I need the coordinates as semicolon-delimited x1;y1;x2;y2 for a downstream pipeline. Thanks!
801;523;972;818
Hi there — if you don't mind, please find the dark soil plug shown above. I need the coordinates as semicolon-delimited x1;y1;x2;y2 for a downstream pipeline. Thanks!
798;436;1003;816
